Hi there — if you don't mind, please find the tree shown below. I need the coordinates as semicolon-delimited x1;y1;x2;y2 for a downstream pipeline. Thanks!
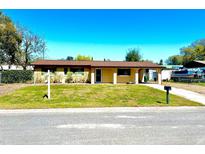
165;39;205;65
180;43;205;65
66;56;73;60
0;50;4;70
166;55;183;65
125;48;142;61
178;39;205;65
0;11;22;69
17;26;46;70
75;54;93;61
194;44;205;60
159;59;163;65
104;58;111;61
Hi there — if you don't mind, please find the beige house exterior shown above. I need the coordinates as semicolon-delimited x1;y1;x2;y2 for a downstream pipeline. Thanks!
32;60;164;84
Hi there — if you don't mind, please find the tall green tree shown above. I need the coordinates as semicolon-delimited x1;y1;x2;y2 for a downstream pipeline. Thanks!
180;43;205;65
0;11;22;69
159;59;163;65
180;47;195;65
166;39;205;65
75;54;93;61
166;55;183;65
125;48;142;62
66;56;74;60
194;44;205;60
0;50;4;70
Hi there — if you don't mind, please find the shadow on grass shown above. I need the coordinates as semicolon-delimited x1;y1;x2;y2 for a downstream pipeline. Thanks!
156;101;164;104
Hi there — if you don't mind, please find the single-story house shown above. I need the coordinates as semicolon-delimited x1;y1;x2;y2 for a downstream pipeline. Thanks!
32;60;164;84
182;60;205;80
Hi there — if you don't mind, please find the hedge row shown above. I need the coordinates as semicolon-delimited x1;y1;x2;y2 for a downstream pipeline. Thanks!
0;70;33;83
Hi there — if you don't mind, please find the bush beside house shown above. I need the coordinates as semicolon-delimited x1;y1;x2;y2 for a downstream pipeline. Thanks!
67;72;89;83
34;72;89;84
0;70;33;83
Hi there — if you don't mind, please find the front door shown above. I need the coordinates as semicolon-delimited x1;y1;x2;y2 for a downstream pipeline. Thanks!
96;69;102;83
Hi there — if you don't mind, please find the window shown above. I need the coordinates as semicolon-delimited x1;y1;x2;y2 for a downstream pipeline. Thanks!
117;69;131;76
70;68;84;73
64;68;68;75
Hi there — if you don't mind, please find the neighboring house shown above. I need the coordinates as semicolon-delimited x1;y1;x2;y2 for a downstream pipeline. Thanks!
171;61;205;80
32;60;164;84
149;65;183;81
0;65;33;70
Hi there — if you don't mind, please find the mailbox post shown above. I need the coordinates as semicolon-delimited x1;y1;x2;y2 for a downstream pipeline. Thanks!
164;86;171;104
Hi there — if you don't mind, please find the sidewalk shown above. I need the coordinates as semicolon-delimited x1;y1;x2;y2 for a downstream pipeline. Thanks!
145;84;205;105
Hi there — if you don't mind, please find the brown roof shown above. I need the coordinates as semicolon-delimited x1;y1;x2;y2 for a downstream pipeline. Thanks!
184;60;205;68
32;60;164;68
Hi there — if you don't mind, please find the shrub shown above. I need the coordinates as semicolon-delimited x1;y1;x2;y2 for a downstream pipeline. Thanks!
66;72;73;83
33;71;89;84
82;72;89;83
0;70;33;83
144;76;149;82
65;72;89;83
34;72;49;84
43;72;55;83
53;73;64;83
35;74;46;83
35;72;65;84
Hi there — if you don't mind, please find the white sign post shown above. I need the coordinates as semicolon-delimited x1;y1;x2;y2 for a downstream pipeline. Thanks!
48;70;51;99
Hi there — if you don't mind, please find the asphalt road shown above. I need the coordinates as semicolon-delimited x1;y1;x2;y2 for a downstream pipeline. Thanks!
0;107;205;145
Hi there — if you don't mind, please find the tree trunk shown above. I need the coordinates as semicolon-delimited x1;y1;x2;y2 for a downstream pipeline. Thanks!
23;64;27;70
0;65;3;71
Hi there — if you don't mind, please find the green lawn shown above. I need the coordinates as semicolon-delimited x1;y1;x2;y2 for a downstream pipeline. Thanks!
0;84;202;109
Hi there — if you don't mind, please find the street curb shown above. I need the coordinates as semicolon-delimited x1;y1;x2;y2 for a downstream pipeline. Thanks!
0;106;205;114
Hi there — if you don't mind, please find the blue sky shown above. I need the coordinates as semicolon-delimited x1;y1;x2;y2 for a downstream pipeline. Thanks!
3;9;205;62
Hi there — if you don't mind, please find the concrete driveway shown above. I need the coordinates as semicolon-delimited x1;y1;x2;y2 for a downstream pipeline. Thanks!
1;107;205;145
162;82;205;95
145;84;205;105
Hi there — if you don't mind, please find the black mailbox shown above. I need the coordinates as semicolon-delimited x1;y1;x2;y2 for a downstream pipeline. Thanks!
164;86;171;104
164;86;171;91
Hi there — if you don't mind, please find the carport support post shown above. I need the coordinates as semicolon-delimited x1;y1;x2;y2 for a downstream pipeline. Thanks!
48;70;50;99
113;69;117;84
157;69;162;85
135;69;139;84
91;68;95;84
141;69;145;83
